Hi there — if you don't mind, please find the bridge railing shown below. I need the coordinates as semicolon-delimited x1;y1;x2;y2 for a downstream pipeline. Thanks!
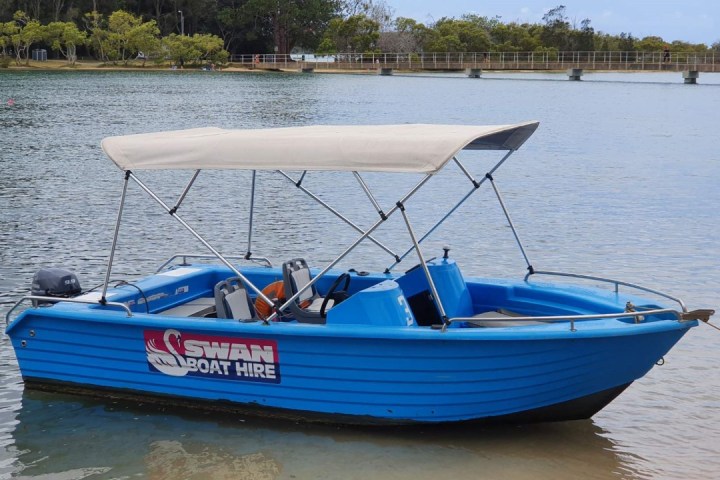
230;51;718;71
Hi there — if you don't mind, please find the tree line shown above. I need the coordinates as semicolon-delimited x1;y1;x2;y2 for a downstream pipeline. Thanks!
0;1;716;67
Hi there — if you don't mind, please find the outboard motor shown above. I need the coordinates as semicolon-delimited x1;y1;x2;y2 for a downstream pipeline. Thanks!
31;268;82;306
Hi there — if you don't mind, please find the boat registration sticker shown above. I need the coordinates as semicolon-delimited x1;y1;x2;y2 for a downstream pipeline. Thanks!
144;329;280;383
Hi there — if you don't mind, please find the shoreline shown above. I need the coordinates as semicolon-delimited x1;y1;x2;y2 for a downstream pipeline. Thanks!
0;59;707;75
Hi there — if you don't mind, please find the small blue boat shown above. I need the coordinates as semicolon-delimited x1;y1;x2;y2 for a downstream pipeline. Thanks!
5;123;714;425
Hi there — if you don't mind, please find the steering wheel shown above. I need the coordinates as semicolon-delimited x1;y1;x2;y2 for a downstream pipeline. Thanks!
320;272;351;318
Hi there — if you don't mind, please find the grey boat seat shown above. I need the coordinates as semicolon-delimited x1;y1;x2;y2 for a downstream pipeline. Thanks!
282;258;333;324
214;276;256;320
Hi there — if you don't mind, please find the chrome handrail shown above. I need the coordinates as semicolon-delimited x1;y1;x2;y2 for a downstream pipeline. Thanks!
525;270;688;312
5;295;133;325
445;307;683;332
155;254;272;273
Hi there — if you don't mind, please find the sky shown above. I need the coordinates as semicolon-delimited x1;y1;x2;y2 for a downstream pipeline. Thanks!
388;1;720;45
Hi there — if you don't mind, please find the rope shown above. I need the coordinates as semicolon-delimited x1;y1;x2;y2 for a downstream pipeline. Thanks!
702;320;720;332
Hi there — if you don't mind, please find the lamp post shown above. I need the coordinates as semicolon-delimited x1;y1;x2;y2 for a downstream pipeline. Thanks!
178;10;184;36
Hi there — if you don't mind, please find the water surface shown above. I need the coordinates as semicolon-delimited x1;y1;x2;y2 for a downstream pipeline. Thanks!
1;70;719;479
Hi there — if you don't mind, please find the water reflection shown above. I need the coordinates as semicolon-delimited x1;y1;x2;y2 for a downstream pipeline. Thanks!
6;390;645;480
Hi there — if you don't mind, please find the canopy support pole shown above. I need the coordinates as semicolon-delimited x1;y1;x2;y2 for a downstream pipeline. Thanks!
246;170;256;259
128;172;275;310
353;171;386;220
278;170;400;262
386;151;514;272
267;174;434;322
100;171;130;304
398;202;448;325
169;170;200;214
487;173;533;272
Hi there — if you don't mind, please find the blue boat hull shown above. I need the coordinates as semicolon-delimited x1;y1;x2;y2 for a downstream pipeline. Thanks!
7;303;692;424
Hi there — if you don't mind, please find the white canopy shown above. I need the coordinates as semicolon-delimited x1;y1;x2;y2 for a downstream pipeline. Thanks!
101;122;539;174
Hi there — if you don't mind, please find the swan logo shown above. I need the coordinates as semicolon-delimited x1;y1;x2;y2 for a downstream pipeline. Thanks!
144;329;280;383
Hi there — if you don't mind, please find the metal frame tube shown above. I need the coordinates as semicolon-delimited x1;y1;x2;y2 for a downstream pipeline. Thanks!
353;171;384;217
155;254;271;273
101;172;130;303
448;307;682;332
5;296;133;325
128;173;274;309
488;176;532;269
387;151;514;271
171;170;200;213
277;170;399;260
453;156;477;183
525;270;688;312
399;205;448;323
267;174;434;321
246;170;256;257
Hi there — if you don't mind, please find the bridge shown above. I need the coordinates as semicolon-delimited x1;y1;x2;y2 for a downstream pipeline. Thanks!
231;51;718;82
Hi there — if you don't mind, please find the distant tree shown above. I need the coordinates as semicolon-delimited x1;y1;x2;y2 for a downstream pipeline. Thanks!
636;35;665;52
461;14;501;34
51;0;67;21
0;19;18;58
490;22;540;51
192;32;229;64
317;14;379;53
22;1;41;21
1;0;717;59
216;3;244;52
162;32;228;65
242;0;339;54
364;0;393;31
670;40;708;53
83;10;108;60
127;19;161;66
425;17;491;53
540;5;571;50
45;21;87;64
13;10;45;65
105;10;144;63
379;16;426;52
163;33;201;65
617;32;635;51
574;18;594;51
383;16;430;52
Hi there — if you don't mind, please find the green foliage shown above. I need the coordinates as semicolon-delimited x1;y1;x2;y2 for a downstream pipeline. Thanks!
83;10;108;61
425;17;491;53
45;21;87;64
104;10;143;63
636;36;666;52
539;5;571;50
318;14;380;54
162;33;228;66
490;22;540;52
126;20;161;66
6;11;46;65
0;1;714;61
242;0;339;54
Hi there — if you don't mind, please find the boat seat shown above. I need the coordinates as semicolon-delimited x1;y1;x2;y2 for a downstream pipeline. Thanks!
214;277;256;320
471;309;546;327
282;258;331;324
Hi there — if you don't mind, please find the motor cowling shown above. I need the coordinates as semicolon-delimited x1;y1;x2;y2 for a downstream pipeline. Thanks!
31;268;82;305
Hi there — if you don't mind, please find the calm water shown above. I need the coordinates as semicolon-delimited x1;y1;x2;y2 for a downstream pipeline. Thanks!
1;70;719;479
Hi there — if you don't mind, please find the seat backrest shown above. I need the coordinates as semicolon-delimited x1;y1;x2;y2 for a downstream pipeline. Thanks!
282;258;324;323
214;277;255;320
282;258;317;303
